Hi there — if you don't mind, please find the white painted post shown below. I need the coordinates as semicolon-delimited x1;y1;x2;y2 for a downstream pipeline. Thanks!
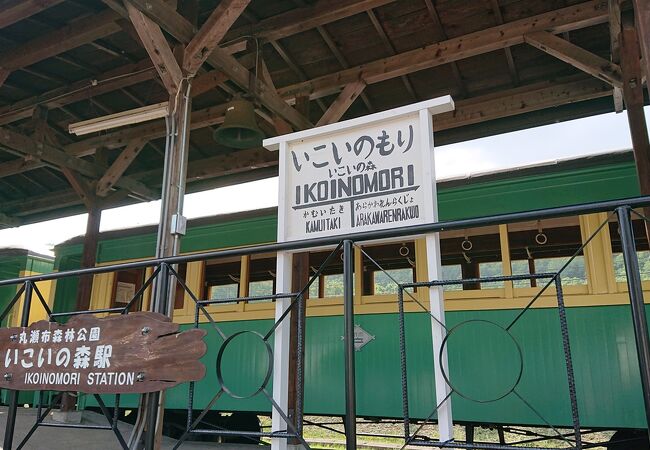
419;108;453;441
272;250;292;450
272;140;291;450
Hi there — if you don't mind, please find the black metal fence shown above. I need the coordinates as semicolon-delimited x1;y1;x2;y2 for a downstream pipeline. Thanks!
0;197;649;449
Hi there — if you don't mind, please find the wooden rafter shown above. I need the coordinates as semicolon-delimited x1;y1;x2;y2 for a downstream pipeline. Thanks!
0;158;44;179
316;80;366;126
0;0;64;30
278;0;610;101
0;9;121;72
225;0;397;43
421;0;467;97
0;127;155;200
61;167;95;209
95;140;147;197
125;2;182;94
126;0;312;130
183;0;251;75
489;0;520;85
524;31;622;88
434;76;611;131
366;9;417;100
316;25;374;112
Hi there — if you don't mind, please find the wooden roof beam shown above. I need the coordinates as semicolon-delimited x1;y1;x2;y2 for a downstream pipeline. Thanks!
422;0;467;98
225;0;397;43
0;157;44;179
366;9;417;101
278;0;610;101
126;0;312;130
0;9;122;72
316;25;374;112
316;80;366;126
0;127;155;200
183;0;251;75
125;2;182;94
524;31;622;88
489;0;520;86
0;0;64;30
95;139;147;197
433;76;611;131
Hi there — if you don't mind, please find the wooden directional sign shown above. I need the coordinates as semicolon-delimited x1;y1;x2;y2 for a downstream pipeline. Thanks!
0;312;206;394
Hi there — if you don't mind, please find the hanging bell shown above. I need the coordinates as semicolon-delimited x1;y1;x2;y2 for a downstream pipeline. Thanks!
213;98;265;149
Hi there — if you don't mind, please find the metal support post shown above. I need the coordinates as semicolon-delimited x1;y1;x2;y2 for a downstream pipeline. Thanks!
343;239;357;449
4;281;34;450
144;263;170;450
616;206;650;441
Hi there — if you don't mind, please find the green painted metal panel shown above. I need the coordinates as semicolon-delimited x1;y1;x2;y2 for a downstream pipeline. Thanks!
86;305;647;429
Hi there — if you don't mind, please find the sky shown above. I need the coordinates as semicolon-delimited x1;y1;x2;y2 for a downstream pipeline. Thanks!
0;106;647;256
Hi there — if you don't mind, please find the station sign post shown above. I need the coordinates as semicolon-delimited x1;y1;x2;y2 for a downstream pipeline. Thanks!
264;95;455;447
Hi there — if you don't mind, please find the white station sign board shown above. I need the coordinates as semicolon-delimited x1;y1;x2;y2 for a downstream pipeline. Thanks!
264;96;456;444
264;96;455;243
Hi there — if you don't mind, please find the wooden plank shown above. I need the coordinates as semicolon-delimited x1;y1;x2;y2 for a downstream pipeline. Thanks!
0;313;207;394
0;0;65;30
0;127;156;200
126;0;312;130
0;9;122;71
278;0;610;101
489;0;519;85
433;76;611;131
183;0;251;75
0;158;44;179
366;9;417;100
96;140;147;196
316;80;366;126
226;0;397;43
125;2;182;94
316;25;374;112
524;31;622;87
421;0;467;97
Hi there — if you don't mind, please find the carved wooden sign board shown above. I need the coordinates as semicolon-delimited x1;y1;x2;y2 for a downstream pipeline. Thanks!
0;312;206;394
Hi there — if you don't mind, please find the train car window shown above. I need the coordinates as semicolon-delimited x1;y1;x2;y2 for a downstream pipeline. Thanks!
440;227;501;290
204;257;241;304
308;250;344;298
479;262;504;288
173;263;188;309
508;218;587;287
249;255;276;301
609;215;650;281
360;242;415;295
111;269;144;310
441;265;462;291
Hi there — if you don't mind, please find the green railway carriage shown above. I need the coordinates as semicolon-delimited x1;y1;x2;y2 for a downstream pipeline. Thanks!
51;150;650;432
0;249;54;406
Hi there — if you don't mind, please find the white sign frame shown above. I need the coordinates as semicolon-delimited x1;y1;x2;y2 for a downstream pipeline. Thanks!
263;96;455;447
